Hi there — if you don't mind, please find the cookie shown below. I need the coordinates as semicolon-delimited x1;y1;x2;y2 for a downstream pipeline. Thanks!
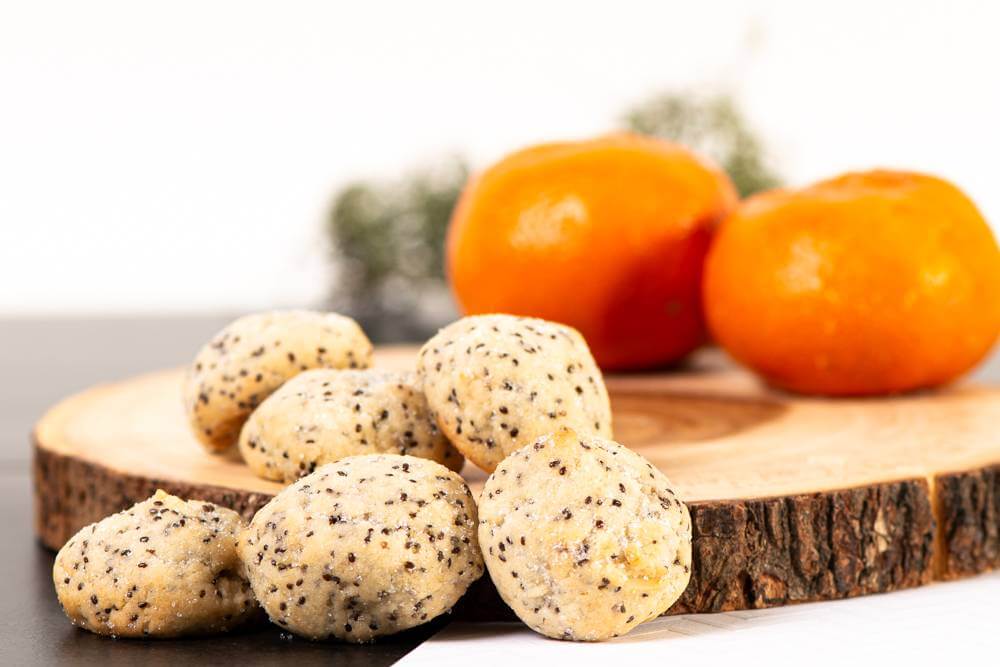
238;369;464;482
241;454;484;642
183;310;373;452
52;490;257;638
478;429;692;641
417;314;612;472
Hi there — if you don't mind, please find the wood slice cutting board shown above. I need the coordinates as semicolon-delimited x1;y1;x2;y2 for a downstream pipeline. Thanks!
33;346;1000;618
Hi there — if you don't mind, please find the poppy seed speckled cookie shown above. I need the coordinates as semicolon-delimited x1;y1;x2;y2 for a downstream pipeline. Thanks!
183;310;373;452
478;429;692;641
238;369;464;482
240;455;484;642
417;314;612;472
52;490;258;638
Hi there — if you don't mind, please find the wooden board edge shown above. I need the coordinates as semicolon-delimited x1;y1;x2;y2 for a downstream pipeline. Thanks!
39;435;1000;618
934;463;1000;580
671;477;935;613
32;435;274;552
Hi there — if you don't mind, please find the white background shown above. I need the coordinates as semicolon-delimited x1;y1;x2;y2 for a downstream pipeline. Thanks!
1;0;998;314
401;572;1000;666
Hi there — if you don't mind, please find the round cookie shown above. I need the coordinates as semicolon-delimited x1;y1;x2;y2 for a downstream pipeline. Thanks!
417;314;612;472
183;310;373;452
238;369;464;482
241;454;484;642
52;490;257;638
478;429;692;641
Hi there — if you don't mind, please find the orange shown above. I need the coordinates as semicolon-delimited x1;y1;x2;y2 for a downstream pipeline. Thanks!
704;170;1000;396
446;133;737;370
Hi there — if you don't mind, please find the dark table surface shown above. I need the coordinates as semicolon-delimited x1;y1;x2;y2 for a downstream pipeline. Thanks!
2;315;999;666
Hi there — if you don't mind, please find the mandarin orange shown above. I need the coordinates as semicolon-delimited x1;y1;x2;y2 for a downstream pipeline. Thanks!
704;170;1000;395
446;133;737;370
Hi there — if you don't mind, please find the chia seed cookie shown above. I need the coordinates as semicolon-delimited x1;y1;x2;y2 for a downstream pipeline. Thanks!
417;314;612;472
183;310;373;452
478;429;692;641
240;454;484;642
238;369;463;482
52;490;257;638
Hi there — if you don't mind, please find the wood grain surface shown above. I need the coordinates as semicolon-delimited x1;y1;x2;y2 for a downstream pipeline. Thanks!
33;346;1000;617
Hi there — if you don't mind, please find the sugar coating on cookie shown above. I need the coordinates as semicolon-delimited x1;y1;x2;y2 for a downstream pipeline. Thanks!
183;310;373;452
239;369;463;482
241;454;484;642
478;430;692;641
52;490;257;638
417;314;612;472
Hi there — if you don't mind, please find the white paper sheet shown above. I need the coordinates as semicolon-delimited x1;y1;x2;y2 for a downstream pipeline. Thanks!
400;571;1000;666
